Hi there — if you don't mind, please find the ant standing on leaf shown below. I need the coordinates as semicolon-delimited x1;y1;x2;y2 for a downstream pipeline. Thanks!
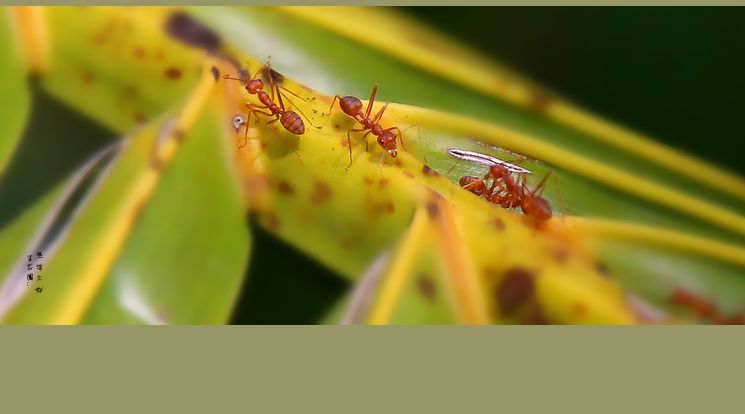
323;84;406;167
222;58;320;147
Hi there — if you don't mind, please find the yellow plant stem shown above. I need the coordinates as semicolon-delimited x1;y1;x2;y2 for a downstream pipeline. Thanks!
429;192;490;325
279;6;745;203
367;201;431;325
9;6;49;74
563;216;745;270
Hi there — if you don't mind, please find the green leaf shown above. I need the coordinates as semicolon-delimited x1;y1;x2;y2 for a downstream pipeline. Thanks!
0;7;31;178
83;107;249;324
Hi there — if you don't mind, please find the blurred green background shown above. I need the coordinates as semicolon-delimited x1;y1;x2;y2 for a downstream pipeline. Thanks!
5;7;744;323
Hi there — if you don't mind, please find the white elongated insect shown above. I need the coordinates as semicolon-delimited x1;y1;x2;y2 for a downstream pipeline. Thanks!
446;148;532;175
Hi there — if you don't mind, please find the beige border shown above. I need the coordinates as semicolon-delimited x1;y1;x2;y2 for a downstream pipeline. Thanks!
2;326;743;412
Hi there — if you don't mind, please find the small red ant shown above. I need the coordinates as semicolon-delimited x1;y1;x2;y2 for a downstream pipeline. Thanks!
223;59;319;145
461;164;554;221
324;84;406;167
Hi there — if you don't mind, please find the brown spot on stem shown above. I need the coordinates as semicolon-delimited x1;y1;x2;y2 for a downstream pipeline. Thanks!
422;164;439;177
91;20;115;46
496;268;535;315
595;262;610;277
263;212;281;231
165;11;222;52
491;217;505;231
150;155;164;171
425;201;440;219
417;275;437;302
210;66;220;82
340;239;354;251
81;70;94;85
310;181;332;204
173;130;186;142
123;84;138;98
524;303;549;325
529;90;552;113
132;46;146;60
553;248;569;264
277;180;295;195
572;302;587;316
133;112;147;124
131;200;148;226
264;68;285;85
164;67;183;80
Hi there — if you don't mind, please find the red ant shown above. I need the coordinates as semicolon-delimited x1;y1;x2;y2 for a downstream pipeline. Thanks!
324;84;406;166
223;59;319;145
670;288;745;324
460;164;554;221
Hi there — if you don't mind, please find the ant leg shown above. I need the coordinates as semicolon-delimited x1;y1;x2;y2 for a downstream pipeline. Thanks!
347;130;353;168
239;110;254;148
264;118;283;139
265;117;303;159
279;85;313;102
244;103;275;117
245;103;282;138
370;102;389;124
361;129;374;152
364;84;379;119
243;104;278;144
531;171;554;196
279;90;322;129
461;178;485;193
324;95;341;116
543;170;569;214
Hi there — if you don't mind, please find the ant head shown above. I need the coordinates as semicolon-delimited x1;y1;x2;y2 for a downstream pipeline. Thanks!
523;195;552;220
489;164;509;178
377;131;397;157
340;96;363;117
246;79;263;94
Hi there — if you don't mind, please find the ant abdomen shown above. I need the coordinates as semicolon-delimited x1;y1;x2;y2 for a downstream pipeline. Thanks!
281;111;305;135
522;195;552;220
340;96;363;117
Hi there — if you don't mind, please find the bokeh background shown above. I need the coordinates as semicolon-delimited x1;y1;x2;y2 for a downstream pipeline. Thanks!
4;7;744;323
